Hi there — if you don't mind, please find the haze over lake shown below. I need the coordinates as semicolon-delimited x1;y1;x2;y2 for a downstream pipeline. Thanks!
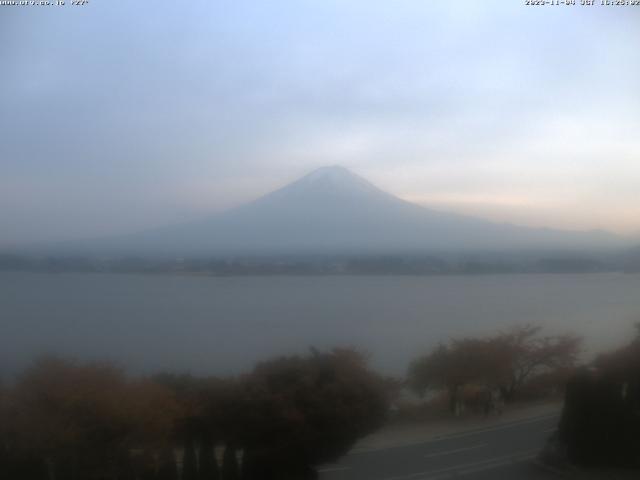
2;271;639;378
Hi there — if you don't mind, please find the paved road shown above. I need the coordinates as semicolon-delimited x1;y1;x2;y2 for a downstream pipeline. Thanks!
319;413;559;480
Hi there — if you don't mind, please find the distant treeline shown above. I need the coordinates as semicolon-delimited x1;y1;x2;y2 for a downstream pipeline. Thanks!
1;252;636;275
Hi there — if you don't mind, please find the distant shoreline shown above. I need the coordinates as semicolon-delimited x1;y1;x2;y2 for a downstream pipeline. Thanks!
0;267;636;278
2;250;638;277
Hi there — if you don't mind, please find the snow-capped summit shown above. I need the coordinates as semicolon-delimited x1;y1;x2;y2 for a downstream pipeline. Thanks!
265;165;386;202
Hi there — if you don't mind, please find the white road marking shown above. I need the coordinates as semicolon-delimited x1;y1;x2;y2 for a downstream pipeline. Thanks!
382;449;539;480
423;443;486;459
352;413;558;455
317;465;350;473
427;414;558;443
454;452;537;478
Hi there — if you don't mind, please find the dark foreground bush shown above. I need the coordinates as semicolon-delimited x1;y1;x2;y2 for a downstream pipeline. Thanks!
237;348;390;479
557;331;640;468
0;349;390;480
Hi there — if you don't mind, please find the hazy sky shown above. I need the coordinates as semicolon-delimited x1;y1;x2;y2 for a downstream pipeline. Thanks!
2;1;639;246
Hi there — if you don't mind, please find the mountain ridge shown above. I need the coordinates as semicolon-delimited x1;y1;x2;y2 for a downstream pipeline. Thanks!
22;166;631;257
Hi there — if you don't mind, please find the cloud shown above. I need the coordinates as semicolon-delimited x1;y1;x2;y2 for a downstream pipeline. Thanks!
1;1;639;245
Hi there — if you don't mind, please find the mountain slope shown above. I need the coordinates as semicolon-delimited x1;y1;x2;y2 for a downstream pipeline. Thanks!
80;165;626;256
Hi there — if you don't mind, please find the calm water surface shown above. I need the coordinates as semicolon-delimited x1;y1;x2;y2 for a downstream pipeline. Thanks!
1;272;639;377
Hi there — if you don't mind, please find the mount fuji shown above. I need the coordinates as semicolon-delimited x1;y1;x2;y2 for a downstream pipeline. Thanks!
62;165;627;257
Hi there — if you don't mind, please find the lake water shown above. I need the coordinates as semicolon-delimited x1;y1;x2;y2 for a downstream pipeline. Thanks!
1;272;639;378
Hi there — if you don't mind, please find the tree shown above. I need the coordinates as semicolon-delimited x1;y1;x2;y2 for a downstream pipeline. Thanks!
8;356;133;479
182;439;197;480
156;447;179;480
197;436;219;480
557;325;640;467
408;339;509;414
8;356;181;480
236;348;390;478
152;373;239;479
221;444;240;480
126;378;182;449
496;325;581;401
408;326;582;413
